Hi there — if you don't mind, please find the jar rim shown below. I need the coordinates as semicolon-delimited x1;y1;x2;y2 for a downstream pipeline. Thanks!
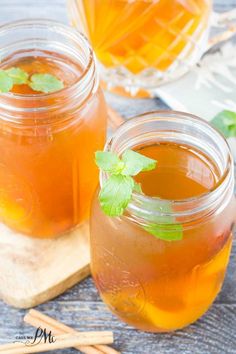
102;110;234;223
0;19;96;108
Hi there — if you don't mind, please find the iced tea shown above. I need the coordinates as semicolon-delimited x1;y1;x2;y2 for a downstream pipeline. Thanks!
69;0;212;92
90;112;235;332
0;20;107;238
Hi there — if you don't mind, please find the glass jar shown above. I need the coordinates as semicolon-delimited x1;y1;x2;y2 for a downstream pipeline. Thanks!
0;20;107;238
90;111;236;332
68;0;212;96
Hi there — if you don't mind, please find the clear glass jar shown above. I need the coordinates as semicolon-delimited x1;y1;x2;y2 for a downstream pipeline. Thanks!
90;111;236;332
68;0;212;96
0;20;107;238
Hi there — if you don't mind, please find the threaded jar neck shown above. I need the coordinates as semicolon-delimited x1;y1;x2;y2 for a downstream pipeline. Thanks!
102;111;234;227
0;19;98;127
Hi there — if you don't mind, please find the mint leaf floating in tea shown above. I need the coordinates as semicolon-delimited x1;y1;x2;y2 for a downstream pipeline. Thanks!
0;67;64;94
211;110;236;138
29;73;64;93
6;67;29;85
0;70;13;93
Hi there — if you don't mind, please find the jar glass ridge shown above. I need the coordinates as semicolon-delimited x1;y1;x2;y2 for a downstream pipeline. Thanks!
102;111;234;228
0;19;98;124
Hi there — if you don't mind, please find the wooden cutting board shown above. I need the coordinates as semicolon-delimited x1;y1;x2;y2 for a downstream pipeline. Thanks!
0;222;90;309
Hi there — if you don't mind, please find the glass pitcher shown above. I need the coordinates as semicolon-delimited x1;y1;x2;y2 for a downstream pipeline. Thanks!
68;0;236;96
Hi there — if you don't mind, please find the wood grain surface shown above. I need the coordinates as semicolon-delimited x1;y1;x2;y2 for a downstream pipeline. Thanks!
0;1;236;353
0;222;90;309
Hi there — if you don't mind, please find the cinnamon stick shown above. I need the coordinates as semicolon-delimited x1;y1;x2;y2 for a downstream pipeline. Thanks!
0;331;113;354
24;309;120;354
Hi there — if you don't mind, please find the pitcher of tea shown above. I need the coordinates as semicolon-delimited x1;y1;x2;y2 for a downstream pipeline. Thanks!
68;0;236;95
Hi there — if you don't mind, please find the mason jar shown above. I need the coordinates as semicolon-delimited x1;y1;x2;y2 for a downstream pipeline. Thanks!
0;20;107;238
90;111;236;332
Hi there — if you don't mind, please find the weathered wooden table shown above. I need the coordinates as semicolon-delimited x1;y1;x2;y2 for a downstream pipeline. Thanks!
0;1;236;353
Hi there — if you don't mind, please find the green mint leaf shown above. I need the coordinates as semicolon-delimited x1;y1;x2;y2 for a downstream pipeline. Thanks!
122;149;157;176
95;151;124;174
0;70;13;93
6;67;29;85
95;148;183;242
29;73;64;93
133;181;143;193
95;149;157;217
211;110;236;138
144;223;183;241
99;175;134;217
137;199;183;241
150;201;175;224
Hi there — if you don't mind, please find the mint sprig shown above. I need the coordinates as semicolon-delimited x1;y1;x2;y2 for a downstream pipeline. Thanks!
95;151;125;174
95;150;157;217
95;149;183;242
211;110;236;138
0;67;64;94
122;149;157;175
99;175;134;217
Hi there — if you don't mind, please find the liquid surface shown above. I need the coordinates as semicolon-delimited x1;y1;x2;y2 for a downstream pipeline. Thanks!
1;49;82;94
73;0;211;73
0;50;107;237
91;141;235;332
135;143;219;199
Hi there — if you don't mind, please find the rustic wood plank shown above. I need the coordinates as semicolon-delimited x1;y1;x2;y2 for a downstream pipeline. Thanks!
0;301;236;354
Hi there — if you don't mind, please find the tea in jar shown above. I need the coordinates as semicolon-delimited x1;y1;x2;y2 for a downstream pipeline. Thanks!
0;20;107;238
90;111;235;332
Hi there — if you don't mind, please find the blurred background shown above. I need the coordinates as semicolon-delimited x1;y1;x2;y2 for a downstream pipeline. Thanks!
0;0;235;24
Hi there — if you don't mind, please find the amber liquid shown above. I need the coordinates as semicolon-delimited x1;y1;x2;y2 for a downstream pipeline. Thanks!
74;0;211;73
91;143;235;331
0;50;107;237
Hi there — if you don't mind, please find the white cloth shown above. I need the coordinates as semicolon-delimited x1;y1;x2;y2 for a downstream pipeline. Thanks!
155;41;236;160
